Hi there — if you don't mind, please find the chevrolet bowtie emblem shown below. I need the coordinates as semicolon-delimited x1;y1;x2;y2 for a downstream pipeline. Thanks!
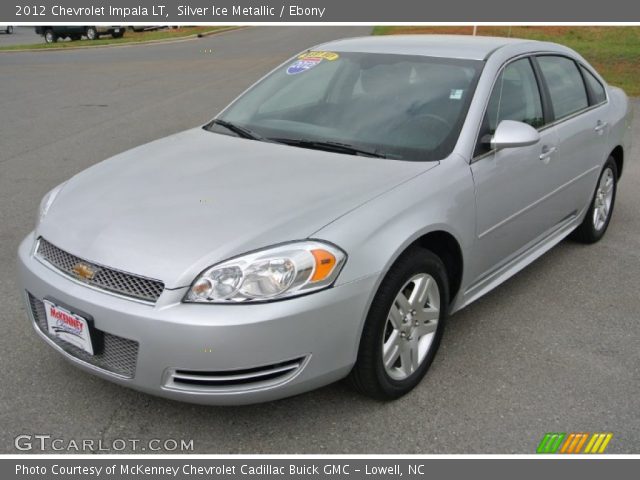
72;262;96;281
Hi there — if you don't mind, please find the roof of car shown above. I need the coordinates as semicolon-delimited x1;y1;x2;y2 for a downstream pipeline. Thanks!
316;35;540;61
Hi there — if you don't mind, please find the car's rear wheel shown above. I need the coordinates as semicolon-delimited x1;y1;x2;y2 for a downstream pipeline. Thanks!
571;157;618;244
6;26;13;34
44;29;57;44
112;30;124;39
86;27;98;40
350;247;448;400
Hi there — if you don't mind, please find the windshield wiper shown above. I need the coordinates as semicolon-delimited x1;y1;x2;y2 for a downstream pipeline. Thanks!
205;119;265;141
272;138;387;158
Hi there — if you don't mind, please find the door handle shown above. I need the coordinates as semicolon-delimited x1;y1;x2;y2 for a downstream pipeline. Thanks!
594;121;608;134
539;146;557;163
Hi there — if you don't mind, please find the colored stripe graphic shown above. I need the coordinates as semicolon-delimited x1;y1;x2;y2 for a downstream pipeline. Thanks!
537;433;566;453
584;433;613;454
537;433;613;454
560;433;575;453
561;433;589;453
573;433;590;453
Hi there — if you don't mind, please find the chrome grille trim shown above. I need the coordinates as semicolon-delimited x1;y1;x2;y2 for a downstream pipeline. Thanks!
27;292;139;378
165;357;307;392
35;238;164;304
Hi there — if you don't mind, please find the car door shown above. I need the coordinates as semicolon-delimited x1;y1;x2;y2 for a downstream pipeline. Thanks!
469;57;561;280
53;26;81;36
534;55;609;216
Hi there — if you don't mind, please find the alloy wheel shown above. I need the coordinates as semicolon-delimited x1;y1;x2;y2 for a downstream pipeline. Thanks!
593;167;614;231
382;273;440;380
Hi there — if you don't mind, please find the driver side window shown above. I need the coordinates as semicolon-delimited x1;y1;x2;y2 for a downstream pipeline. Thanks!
475;58;544;156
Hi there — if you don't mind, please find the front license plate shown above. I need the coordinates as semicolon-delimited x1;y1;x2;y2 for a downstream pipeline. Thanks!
44;300;94;355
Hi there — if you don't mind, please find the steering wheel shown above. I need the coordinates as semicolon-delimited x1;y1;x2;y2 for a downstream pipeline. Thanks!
389;113;454;145
412;113;453;131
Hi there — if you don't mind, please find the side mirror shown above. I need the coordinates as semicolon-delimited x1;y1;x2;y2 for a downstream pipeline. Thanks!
490;120;541;150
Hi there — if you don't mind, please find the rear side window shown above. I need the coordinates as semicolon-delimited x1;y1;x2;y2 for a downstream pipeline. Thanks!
537;56;588;120
580;66;607;104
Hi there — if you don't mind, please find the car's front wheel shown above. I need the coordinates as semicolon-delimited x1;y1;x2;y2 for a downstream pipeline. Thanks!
571;157;618;244
350;247;448;400
6;26;13;34
85;27;98;40
44;29;57;44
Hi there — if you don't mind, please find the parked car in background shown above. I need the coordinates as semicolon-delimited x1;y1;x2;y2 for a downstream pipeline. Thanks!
35;26;124;43
0;25;14;34
129;26;164;32
18;35;631;405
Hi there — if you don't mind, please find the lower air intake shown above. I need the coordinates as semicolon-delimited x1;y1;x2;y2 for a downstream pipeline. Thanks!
27;292;139;378
167;357;306;392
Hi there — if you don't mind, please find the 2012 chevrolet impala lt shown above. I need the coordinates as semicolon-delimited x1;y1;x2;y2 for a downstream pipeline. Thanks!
18;35;631;404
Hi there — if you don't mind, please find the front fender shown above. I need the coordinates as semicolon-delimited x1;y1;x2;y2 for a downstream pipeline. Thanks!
313;154;475;308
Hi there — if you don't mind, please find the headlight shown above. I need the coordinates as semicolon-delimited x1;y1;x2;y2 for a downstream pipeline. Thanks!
37;182;66;228
184;241;346;303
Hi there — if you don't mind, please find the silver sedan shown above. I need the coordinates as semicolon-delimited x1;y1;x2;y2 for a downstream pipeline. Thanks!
18;35;632;404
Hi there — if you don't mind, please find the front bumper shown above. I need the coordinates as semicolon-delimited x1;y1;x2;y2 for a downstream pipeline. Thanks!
17;233;376;405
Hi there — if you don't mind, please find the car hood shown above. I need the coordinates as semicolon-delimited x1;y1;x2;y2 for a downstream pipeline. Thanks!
39;128;435;288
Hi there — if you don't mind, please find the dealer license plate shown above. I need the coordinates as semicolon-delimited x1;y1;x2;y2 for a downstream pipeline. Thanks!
44;300;94;355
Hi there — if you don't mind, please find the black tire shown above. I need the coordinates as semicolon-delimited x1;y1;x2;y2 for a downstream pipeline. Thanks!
349;247;449;400
85;27;98;40
571;157;618;244
112;30;124;39
44;29;58;44
6;26;13;34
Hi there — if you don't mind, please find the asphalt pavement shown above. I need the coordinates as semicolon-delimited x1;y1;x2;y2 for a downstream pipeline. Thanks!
0;26;43;46
0;26;638;454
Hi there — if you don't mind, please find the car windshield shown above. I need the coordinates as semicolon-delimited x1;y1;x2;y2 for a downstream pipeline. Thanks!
207;51;483;161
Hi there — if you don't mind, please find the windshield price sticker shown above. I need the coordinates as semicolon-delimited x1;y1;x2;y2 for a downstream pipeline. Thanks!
286;51;340;75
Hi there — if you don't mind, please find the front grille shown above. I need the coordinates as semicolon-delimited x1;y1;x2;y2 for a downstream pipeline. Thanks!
36;238;164;304
28;293;139;378
167;357;306;392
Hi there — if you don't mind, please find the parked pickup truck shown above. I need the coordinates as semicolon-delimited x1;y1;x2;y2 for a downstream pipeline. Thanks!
35;26;124;43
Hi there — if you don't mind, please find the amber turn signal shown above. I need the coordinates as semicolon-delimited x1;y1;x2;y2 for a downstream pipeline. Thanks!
310;249;337;282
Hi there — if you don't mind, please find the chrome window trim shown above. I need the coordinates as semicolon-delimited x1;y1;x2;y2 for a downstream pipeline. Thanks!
471;51;609;164
538;100;608;132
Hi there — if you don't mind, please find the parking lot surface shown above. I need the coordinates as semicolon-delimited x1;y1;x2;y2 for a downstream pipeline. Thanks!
0;26;638;453
0;26;43;46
